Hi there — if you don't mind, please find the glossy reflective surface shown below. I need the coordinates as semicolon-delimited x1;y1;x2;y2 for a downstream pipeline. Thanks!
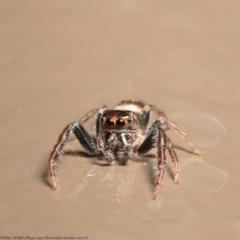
0;1;239;239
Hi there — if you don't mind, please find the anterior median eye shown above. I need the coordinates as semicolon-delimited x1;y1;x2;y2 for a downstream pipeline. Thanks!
116;118;125;126
106;118;114;126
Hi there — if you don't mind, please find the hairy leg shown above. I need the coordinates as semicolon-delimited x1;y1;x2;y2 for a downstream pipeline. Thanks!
152;129;166;200
138;120;169;199
167;119;203;156
139;101;203;156
47;122;97;190
166;135;179;184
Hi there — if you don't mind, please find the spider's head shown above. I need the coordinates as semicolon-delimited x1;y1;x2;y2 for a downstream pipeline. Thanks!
100;110;139;133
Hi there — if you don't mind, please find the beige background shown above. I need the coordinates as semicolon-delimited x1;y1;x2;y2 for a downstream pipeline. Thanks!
0;1;240;239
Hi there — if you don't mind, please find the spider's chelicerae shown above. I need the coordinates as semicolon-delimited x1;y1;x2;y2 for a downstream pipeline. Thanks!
47;100;203;199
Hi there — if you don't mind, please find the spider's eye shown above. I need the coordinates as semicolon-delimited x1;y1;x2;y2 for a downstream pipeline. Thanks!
116;118;125;126
127;117;132;123
106;118;114;126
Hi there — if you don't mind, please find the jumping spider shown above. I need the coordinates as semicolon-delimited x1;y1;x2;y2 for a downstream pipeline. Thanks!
47;100;203;199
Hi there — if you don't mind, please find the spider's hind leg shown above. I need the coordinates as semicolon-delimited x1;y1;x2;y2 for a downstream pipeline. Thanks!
167;119;203;156
147;103;203;156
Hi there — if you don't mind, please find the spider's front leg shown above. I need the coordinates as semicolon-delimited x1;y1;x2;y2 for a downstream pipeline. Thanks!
47;121;97;190
138;121;179;200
